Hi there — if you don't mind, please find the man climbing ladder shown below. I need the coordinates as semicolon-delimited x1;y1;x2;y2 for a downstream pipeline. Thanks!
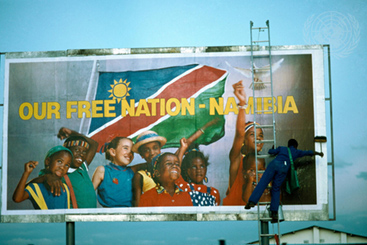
245;139;324;223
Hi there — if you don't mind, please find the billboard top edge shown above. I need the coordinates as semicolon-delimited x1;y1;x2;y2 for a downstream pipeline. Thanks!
4;44;325;59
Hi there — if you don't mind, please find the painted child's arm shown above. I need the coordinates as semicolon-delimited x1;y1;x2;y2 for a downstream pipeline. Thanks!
229;81;247;188
12;161;38;203
130;163;144;173
185;118;220;146
57;127;99;166
241;170;255;204
132;172;143;207
175;118;221;164
91;165;105;190
29;172;65;196
176;138;189;165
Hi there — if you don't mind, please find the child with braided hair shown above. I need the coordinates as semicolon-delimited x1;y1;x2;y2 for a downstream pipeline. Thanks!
180;146;220;206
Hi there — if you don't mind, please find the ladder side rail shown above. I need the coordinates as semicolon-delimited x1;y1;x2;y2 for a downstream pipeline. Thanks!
266;19;281;244
250;20;260;203
254;20;280;245
250;20;282;245
251;21;264;244
249;20;262;244
266;20;277;150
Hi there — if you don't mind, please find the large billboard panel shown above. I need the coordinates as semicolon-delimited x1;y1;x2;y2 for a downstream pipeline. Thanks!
1;45;328;222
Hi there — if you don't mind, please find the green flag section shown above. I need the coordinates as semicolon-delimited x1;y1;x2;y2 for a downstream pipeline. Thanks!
131;72;227;148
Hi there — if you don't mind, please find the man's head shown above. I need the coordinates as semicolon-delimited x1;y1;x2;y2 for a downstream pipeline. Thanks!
288;139;298;149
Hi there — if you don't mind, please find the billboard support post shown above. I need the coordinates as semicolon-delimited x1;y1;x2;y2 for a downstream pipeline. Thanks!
323;44;336;221
260;221;269;245
66;222;75;245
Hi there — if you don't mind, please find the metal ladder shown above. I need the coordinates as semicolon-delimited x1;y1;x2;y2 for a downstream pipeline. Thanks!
250;20;280;245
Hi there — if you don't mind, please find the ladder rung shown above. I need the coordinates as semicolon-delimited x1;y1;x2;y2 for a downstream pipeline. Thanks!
257;125;274;129
253;56;270;59
251;81;271;85
256;154;272;159
260;234;277;237
252;54;270;58
257;139;274;143
253;40;269;43
254;67;270;71
252;27;268;30
260;217;272;222
258;201;271;205
255;109;273;113
253;96;274;99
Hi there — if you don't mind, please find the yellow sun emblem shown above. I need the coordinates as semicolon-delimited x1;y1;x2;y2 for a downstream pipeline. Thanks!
108;79;132;103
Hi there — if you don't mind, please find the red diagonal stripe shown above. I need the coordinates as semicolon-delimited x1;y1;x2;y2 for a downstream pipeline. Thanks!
90;65;226;145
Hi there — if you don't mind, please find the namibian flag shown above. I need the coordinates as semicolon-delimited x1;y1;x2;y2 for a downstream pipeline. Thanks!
88;64;228;150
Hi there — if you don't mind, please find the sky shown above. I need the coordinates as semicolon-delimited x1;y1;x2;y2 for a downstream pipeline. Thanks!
0;0;367;244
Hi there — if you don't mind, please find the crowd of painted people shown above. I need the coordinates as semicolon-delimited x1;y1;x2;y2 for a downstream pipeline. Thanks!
12;81;322;213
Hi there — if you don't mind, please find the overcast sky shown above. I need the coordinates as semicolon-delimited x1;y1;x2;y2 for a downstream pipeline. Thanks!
0;0;366;244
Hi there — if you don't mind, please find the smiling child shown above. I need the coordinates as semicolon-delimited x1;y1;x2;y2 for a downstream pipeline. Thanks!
92;137;135;207
13;145;72;209
139;153;193;207
180;147;220;206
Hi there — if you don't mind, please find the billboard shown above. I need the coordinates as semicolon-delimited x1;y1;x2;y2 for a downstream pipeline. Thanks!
1;45;328;223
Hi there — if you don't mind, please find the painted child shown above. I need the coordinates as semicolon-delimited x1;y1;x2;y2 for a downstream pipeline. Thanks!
13;146;72;210
223;152;270;206
241;153;271;205
34;127;99;208
180;147;220;206
132;120;217;207
131;131;167;207
139;153;193;207
92;137;135;207
223;81;265;205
